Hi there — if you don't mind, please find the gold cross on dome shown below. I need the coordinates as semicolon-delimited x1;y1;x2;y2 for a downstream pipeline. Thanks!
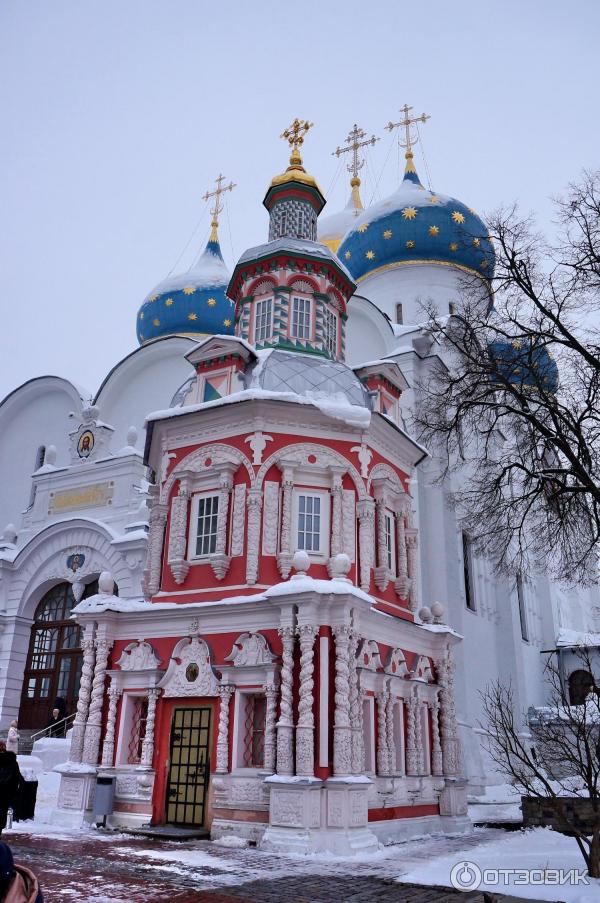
385;104;430;157
202;174;236;240
281;118;313;153
333;123;380;182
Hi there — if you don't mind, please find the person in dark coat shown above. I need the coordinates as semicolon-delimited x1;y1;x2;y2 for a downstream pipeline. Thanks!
52;698;66;721
0;841;43;902
45;709;64;739
0;744;21;836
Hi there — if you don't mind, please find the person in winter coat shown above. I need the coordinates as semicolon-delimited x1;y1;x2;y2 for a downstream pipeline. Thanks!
45;709;64;739
5;726;18;757
0;744;21;836
0;842;43;902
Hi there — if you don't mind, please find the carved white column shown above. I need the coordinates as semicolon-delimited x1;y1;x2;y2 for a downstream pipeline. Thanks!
276;626;295;775
263;683;278;773
168;479;191;585
296;625;317;776
327;468;345;576
69;626;96;763
332;624;352;776
406;527;419;612
277;465;295;579
376;691;391;776
385;690;396;775
144;484;168;597
215;685;234;773
246;489;263;585
405;691;420;776
437;647;461;776
140;688;160;767
100;682;122;766
357;499;375;592
348;632;362;774
430;694;443;776
373;480;390;591
231;484;246;557
82;637;112;766
211;468;233;580
394;506;410;600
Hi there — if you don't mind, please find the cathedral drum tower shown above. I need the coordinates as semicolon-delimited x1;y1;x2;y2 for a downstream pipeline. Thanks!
57;121;468;852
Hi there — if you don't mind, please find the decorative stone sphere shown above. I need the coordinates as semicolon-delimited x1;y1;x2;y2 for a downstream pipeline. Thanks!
331;553;351;579
292;550;310;576
126;425;138;448
45;445;57;466
431;601;445;623
98;571;115;595
418;606;433;624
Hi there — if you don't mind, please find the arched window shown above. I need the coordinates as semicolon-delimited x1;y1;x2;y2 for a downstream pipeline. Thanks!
568;669;595;706
19;580;107;729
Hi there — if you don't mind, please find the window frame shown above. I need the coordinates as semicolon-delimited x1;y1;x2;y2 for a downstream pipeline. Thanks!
462;531;476;611
384;508;396;575
323;306;338;358
188;491;220;560
254;295;274;345
516;572;529;642
395;302;403;325
290;295;312;341
292;489;330;558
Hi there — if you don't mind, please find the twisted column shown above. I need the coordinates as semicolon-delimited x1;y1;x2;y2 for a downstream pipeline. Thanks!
295;625;317;776
215;685;234;773
430;694;443;776
276;626;295;775
328;469;344;573
69;627;96;763
386;690;396;774
406;528;419;612
168;482;191;585
332;624;352;776
348;632;362;774
100;682;122;766
405;691;420;775
82;637;112;765
357;499;375;592
395;507;410;600
144;485;168;597
140;688;160;767
277;467;295;579
263;683;278;773
437;648;461;776
376;691;391;776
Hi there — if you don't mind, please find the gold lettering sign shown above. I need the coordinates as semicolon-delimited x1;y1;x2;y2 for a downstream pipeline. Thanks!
49;482;113;514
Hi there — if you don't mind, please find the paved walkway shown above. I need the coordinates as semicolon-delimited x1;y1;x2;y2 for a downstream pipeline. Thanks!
4;829;535;902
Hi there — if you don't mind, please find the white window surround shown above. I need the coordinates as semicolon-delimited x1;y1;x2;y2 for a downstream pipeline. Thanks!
188;491;220;560
115;691;145;766
292;489;330;558
384;509;396;575
231;687;266;773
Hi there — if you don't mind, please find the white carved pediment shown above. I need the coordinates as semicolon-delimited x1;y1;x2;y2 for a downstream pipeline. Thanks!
385;647;409;677
224;632;276;667
411;654;433;682
116;640;161;672
158;636;219;698
357;639;382;671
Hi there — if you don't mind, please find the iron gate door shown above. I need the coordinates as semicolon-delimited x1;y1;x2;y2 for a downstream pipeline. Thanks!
166;706;212;826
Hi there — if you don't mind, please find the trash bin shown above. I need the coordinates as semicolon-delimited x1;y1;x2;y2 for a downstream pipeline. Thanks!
93;775;115;824
14;780;38;822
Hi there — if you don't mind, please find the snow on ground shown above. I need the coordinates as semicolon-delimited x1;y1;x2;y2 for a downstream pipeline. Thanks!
468;781;523;824
398;827;600;903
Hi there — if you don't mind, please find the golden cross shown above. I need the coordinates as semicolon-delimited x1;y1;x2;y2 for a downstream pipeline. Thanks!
333;123;379;182
202;174;236;241
280;118;313;166
385;104;430;156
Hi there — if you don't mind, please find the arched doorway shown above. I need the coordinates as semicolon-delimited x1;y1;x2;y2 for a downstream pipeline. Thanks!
568;669;595;706
19;581;99;729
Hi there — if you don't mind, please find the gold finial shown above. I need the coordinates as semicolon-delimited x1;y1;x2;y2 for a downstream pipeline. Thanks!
202;173;236;242
333;123;379;211
385;104;430;172
280;118;314;169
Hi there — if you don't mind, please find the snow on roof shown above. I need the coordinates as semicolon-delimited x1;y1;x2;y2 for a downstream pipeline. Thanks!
556;628;600;649
236;237;353;281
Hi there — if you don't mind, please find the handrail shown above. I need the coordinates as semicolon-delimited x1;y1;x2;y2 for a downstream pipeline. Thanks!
30;713;76;744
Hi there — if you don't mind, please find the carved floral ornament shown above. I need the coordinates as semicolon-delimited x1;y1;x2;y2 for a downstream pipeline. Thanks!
158;636;220;698
116;640;162;672
411;654;434;682
224;632;276;667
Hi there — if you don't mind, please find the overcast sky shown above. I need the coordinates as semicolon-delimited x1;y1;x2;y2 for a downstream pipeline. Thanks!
1;0;598;401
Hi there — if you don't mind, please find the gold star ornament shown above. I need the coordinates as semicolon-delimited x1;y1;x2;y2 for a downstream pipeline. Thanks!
188;312;197;321
472;237;481;247
429;195;440;204
344;250;351;259
165;298;174;307
451;211;465;224
366;250;375;260
148;293;159;302
449;242;458;252
406;240;415;249
357;223;369;233
153;318;160;327
383;229;392;239
183;286;196;295
207;298;217;307
223;319;232;327
402;207;417;220
428;225;440;236
139;311;144;320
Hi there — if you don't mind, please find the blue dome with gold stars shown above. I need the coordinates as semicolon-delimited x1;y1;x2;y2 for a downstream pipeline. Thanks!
337;155;495;284
136;236;235;345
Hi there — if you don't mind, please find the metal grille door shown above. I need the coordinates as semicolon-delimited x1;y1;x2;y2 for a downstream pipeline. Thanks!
166;707;211;826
